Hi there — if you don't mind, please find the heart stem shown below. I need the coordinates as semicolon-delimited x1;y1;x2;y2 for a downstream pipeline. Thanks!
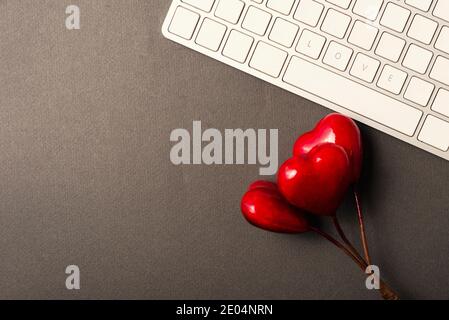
332;215;367;266
310;227;366;270
354;187;372;266
310;227;399;300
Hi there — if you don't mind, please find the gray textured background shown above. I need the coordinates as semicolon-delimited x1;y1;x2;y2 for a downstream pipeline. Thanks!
0;0;448;299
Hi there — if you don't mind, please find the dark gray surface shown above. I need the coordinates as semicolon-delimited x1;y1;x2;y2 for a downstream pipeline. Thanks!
0;0;448;299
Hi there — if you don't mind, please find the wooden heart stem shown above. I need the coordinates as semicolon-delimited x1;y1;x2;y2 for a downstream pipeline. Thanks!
353;187;372;266
310;227;399;300
310;227;366;269
331;190;371;267
332;215;367;266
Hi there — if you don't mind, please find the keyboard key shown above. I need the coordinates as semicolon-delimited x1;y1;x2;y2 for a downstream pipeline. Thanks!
432;89;449;118
321;9;351;39
353;0;383;21
430;56;449;85
296;29;326;59
404;77;434;106
418;116;449;151
249;41;288;77
350;53;380;82
294;0;324;27
267;0;296;15
348;20;378;50
403;44;433;74
323;41;353;71
168;6;200;40
269;18;299;48
222;30;254;63
407;14;438;44
405;0;433;12
242;6;272;36
195;18;227;51
326;0;352;9
433;1;449;22
380;3;410;33
435;26;449;54
375;32;405;62
182;0;215;12
377;65;407;94
215;0;245;24
283;56;422;136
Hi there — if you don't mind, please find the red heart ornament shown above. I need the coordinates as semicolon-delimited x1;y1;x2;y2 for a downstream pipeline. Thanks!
293;113;362;183
241;181;309;233
278;143;352;216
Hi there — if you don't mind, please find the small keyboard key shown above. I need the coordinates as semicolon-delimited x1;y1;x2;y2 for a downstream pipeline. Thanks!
433;1;449;22
323;41;353;71
223;30;254;63
405;0;433;11
353;0;383;21
403;44;433;74
350;53;380;82
168;6;200;40
294;0;324;27
418;116;449;151
215;0;245;24
377;65;407;94
432;89;449;118
348;20;378;50
249;41;288;77
242;6;272;36
435;27;449;54
267;0;296;15
196;18;227;51
430;56;449;85
321;9;351;39
375;32;405;62
269;18;299;48
404;77;434;106
296;29;326;59
182;0;215;12
407;14;438;44
380;3;410;33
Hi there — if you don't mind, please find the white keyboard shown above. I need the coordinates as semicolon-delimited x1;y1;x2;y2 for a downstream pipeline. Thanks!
162;0;449;161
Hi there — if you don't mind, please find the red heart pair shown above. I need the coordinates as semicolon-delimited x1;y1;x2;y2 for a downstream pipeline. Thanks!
241;113;363;232
278;113;362;216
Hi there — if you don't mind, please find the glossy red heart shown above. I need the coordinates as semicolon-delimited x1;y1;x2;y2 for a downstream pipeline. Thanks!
278;143;351;216
241;181;309;233
293;113;362;183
